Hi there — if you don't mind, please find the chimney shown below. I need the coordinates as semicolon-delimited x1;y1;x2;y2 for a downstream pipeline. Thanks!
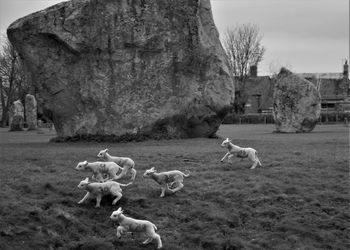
343;60;349;79
249;65;257;77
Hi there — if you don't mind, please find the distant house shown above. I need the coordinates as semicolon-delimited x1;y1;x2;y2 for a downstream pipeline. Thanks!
297;61;350;112
243;75;274;114
241;61;350;114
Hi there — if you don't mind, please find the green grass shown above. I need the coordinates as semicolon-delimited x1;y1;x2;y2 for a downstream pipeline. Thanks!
0;124;349;250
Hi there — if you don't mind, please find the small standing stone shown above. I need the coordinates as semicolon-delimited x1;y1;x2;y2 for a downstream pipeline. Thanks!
9;100;24;131
25;94;37;130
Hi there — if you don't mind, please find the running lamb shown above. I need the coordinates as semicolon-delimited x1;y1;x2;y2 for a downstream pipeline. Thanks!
220;138;262;169
77;177;132;208
143;167;190;197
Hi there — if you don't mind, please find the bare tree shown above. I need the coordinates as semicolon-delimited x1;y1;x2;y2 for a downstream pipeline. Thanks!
223;23;265;113
0;38;29;127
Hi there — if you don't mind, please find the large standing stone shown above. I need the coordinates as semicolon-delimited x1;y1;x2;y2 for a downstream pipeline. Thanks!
9;100;24;131
273;68;321;133
25;94;37;130
7;0;234;140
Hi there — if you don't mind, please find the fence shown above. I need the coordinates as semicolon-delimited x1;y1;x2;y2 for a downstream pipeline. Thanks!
222;111;350;125
222;113;274;124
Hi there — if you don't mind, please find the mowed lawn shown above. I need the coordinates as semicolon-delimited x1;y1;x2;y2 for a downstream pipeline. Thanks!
0;124;349;250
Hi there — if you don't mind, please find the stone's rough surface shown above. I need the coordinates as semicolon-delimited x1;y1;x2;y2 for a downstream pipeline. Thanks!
273;68;321;133
25;94;38;130
7;0;234;139
9;100;24;131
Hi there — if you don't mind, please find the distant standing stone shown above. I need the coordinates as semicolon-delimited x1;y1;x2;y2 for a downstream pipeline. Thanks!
9;100;24;131
25;94;37;130
273;68;321;133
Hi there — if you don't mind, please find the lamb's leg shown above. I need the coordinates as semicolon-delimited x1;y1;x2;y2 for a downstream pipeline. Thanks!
153;233;162;249
116;226;125;239
111;191;122;205
142;237;152;245
102;177;110;182
228;154;235;163
256;154;262;166
250;162;258;169
78;192;91;204
160;185;167;197
130;168;137;181
248;153;259;169
168;182;184;193
95;194;102;208
114;167;128;180
221;152;230;162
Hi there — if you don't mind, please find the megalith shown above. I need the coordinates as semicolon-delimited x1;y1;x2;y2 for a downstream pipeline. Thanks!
273;68;321;133
7;0;234;140
25;94;38;130
9;100;24;131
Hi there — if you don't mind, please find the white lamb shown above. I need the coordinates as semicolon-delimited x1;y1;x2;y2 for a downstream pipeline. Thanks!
77;177;132;208
75;160;123;182
143;167;190;197
97;149;137;181
220;138;262;169
110;207;162;249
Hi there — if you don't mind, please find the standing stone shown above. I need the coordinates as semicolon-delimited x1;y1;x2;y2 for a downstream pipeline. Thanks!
7;0;234;140
25;94;38;130
9;100;24;131
273;68;321;133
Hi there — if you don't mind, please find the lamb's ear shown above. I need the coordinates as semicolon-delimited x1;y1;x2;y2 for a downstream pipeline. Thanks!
105;148;108;152
150;167;155;171
83;160;88;166
116;207;122;213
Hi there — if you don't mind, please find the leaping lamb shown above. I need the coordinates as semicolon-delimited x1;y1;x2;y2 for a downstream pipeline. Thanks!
220;138;262;169
77;177;132;208
110;207;162;249
143;167;190;197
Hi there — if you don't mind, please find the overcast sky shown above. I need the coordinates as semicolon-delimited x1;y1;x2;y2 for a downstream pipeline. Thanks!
0;0;349;75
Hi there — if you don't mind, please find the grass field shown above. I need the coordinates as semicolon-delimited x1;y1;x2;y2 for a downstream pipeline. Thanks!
0;124;349;250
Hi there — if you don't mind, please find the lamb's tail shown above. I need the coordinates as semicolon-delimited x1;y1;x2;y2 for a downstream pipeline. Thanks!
182;170;190;177
151;222;158;231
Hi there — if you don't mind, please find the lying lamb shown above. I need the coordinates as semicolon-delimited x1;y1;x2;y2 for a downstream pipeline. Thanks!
220;138;262;169
143;167;190;197
97;149;137;181
77;177;132;208
110;207;162;249
75;160;123;182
